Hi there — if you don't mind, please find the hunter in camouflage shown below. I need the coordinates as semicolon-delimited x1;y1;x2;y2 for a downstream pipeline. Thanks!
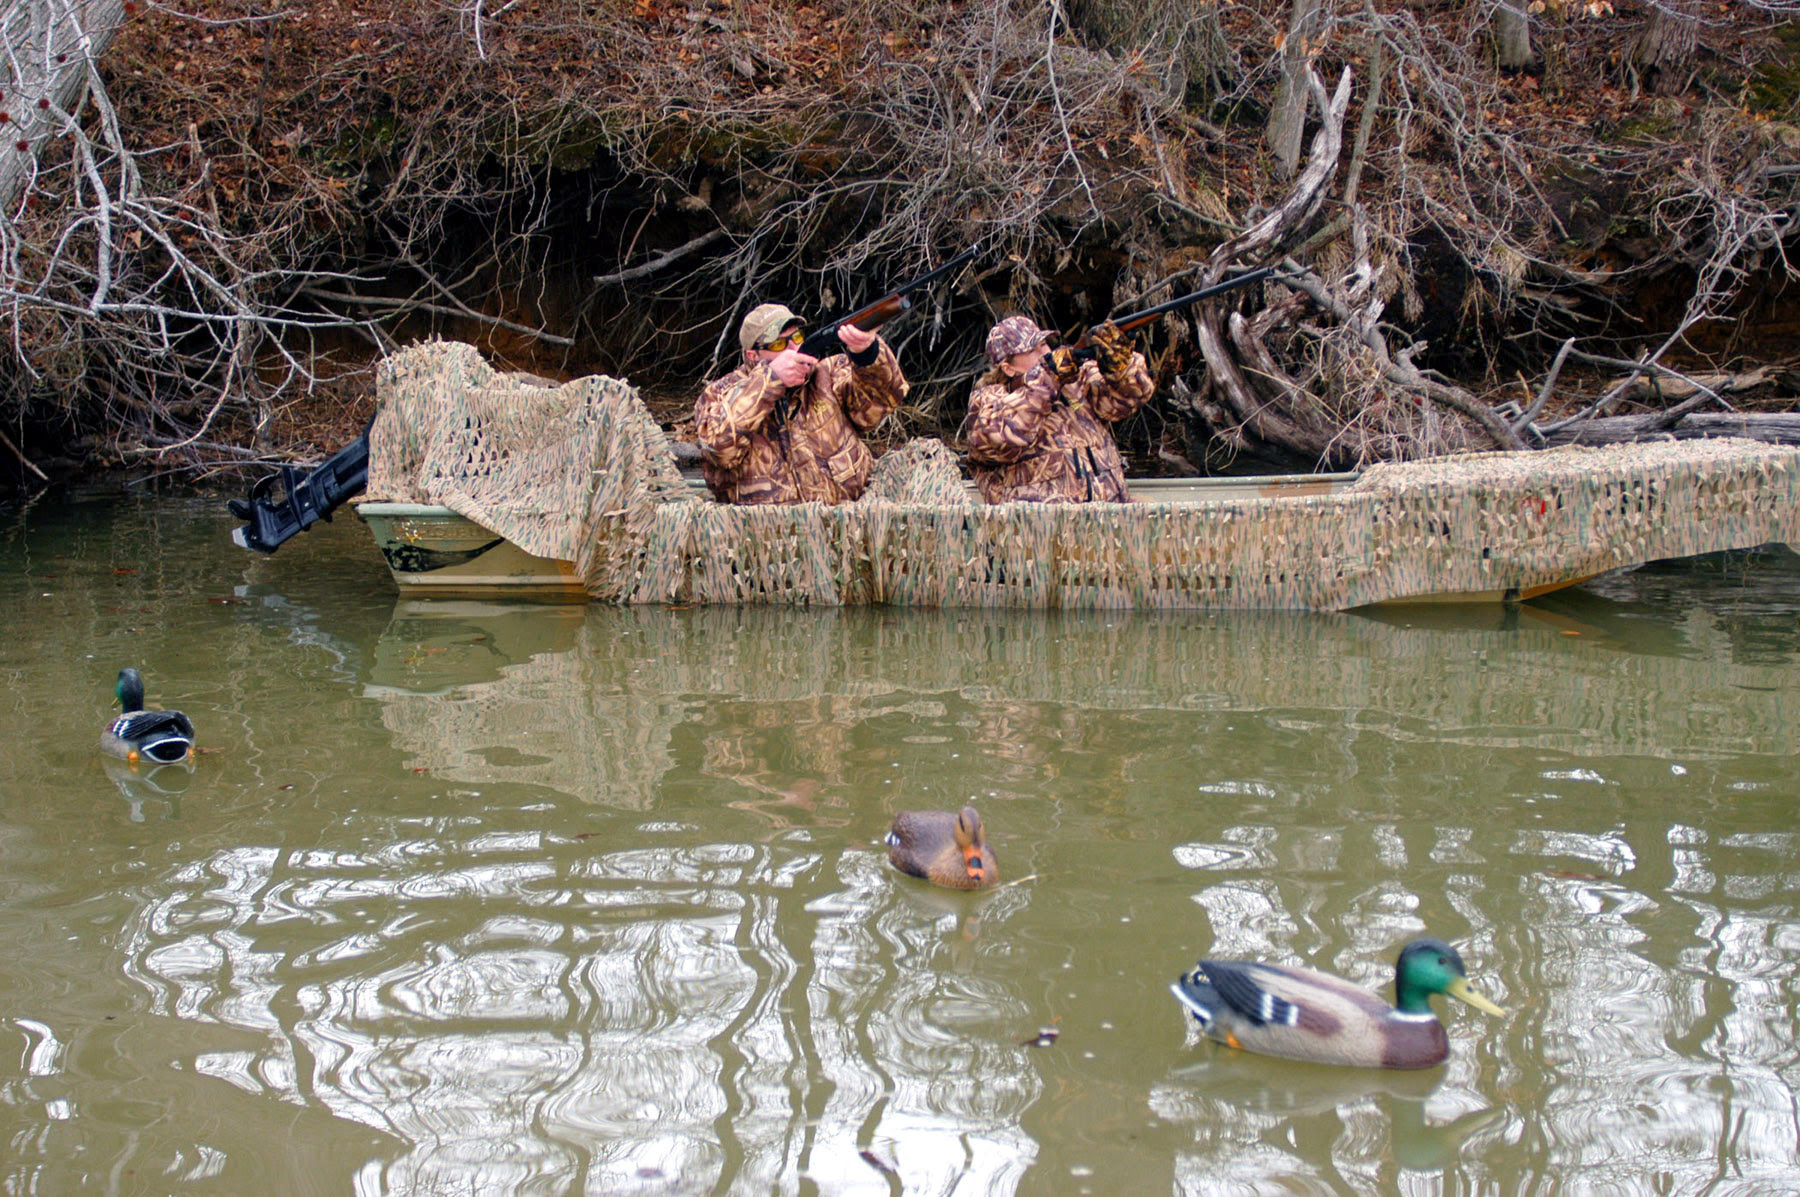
694;303;908;505
963;315;1154;503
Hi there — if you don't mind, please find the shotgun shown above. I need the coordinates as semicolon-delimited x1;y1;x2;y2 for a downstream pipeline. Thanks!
794;245;981;359
1069;266;1276;358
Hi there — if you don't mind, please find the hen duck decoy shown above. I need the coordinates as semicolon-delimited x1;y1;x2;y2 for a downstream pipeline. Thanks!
1170;936;1505;1069
885;805;997;890
101;668;195;765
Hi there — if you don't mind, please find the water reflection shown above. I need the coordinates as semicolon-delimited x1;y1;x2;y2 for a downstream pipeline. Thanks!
120;591;1793;1190
127;833;747;1190
228;582;368;681
367;601;666;808
100;755;192;822
0;1011;391;1191
1155;1051;1507;1185
1510;823;1800;1191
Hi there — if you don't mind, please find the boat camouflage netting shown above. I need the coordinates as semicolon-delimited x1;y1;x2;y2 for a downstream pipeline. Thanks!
364;341;1800;610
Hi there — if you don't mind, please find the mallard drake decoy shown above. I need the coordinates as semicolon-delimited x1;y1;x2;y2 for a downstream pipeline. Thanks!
101;668;195;765
1170;936;1505;1069
885;805;997;890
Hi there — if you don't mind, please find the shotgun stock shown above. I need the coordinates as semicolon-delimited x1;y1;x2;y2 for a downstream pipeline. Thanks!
795;245;981;359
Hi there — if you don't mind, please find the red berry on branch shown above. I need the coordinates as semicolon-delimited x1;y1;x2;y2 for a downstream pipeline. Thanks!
39;99;50;109
14;141;26;152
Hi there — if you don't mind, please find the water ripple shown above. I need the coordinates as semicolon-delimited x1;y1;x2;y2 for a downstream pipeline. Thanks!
112;827;1050;1193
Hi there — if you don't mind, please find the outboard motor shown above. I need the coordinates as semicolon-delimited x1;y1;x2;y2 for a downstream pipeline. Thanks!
227;426;371;553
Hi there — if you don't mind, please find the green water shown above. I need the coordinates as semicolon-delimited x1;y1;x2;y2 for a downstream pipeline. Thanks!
2;486;1797;1194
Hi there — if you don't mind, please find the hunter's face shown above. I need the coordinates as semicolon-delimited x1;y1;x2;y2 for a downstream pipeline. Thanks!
746;324;802;363
749;339;818;386
1003;345;1050;379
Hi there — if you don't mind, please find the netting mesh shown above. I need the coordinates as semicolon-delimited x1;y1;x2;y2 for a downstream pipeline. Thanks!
366;341;690;587
365;342;1800;609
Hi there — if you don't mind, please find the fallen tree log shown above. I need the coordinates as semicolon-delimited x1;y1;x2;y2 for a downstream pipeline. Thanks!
1537;412;1800;448
1603;367;1773;403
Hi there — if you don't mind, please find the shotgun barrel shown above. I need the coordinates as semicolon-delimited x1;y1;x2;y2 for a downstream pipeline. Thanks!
1071;266;1276;357
795;245;981;359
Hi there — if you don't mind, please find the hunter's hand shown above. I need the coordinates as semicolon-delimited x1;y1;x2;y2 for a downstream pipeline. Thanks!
1090;321;1135;379
1045;346;1081;385
835;322;877;355
768;349;819;388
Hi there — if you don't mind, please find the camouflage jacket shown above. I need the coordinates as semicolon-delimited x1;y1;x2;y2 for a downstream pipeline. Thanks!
963;353;1154;503
694;341;907;505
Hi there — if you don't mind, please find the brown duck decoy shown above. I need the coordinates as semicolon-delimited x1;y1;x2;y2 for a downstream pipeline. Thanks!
885;804;998;890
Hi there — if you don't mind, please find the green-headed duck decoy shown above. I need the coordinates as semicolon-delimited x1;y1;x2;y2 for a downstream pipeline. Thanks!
1171;936;1505;1069
101;668;195;766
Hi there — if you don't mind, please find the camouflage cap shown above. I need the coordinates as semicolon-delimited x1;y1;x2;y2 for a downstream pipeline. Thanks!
985;314;1050;364
739;303;804;352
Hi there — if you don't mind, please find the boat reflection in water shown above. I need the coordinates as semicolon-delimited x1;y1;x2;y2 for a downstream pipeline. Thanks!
365;592;1799;810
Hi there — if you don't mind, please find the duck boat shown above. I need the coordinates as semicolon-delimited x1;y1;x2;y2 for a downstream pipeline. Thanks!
350;342;1800;610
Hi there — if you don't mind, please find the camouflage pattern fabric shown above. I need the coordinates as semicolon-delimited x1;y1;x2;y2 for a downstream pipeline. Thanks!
963;352;1154;503
695;341;907;505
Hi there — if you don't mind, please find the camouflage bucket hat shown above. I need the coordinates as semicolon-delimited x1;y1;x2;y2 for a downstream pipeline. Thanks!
985;314;1050;364
740;303;803;352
